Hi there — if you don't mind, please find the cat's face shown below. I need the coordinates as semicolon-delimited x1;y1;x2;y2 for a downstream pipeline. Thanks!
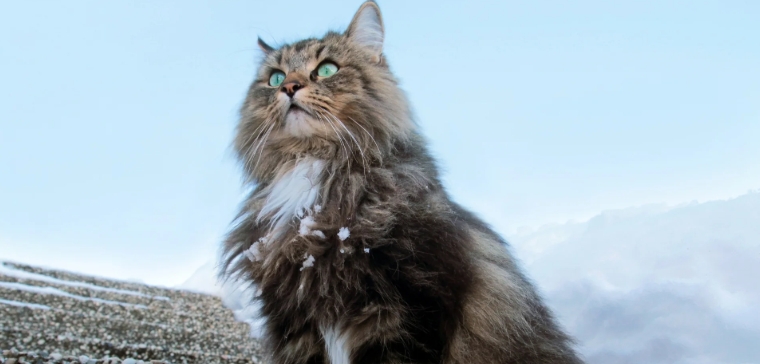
236;2;413;178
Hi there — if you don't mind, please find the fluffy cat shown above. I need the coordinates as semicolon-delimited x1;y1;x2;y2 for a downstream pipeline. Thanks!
223;2;583;363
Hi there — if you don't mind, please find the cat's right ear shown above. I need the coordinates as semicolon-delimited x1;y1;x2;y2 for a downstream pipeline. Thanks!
257;37;275;55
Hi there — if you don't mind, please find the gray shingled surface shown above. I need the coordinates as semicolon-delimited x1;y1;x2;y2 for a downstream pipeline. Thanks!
0;261;264;364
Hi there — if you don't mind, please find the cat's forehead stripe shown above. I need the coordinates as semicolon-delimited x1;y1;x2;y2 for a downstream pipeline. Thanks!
280;42;323;70
292;40;311;53
275;52;283;66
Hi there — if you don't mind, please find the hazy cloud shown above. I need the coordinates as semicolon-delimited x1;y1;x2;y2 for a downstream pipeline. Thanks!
510;192;760;363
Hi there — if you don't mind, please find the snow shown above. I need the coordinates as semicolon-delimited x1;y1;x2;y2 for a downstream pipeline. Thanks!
0;298;51;310
0;262;170;301
298;216;316;235
0;281;147;309
298;215;325;239
337;227;350;241
300;255;315;271
363;248;370;253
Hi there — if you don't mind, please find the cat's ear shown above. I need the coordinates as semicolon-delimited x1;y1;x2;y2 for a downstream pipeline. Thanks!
345;1;384;61
257;37;275;55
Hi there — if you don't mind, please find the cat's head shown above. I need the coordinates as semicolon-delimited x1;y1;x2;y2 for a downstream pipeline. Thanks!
236;1;413;180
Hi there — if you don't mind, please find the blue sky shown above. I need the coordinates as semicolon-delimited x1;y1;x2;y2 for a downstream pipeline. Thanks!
1;0;758;286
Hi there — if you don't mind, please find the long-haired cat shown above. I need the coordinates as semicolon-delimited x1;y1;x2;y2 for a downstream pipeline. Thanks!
223;2;583;363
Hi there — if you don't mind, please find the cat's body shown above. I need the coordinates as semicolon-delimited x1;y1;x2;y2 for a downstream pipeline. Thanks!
223;2;583;363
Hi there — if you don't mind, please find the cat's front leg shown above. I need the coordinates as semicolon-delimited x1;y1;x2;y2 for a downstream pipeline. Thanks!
265;321;326;364
322;299;430;364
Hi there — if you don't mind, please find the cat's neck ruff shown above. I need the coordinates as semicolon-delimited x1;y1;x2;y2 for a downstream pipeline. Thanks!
257;156;325;236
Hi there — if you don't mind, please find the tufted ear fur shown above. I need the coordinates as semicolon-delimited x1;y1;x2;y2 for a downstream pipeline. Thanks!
345;1;384;61
257;37;275;54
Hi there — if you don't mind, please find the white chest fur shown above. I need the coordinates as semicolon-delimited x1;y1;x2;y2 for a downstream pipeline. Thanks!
257;157;325;233
321;326;350;364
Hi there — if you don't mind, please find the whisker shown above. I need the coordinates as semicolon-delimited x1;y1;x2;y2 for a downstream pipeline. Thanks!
241;108;281;168
244;118;275;175
241;118;271;154
242;105;279;144
244;129;263;171
326;111;368;176
348;116;381;159
247;118;273;159
316;111;350;163
252;121;277;173
317;108;356;172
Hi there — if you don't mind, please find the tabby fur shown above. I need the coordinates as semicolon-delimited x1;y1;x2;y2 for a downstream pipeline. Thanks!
223;2;583;363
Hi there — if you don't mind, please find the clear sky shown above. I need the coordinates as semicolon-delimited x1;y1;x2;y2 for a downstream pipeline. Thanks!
1;0;758;286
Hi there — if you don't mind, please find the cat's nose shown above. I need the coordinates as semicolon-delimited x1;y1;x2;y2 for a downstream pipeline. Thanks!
281;81;303;98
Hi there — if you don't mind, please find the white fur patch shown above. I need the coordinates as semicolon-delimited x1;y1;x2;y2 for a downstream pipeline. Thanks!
258;157;324;234
321;326;350;364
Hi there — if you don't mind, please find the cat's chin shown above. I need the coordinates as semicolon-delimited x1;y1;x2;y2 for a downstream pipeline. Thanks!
284;107;320;138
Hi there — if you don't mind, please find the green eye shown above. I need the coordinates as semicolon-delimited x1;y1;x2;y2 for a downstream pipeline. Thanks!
317;62;339;78
269;71;285;87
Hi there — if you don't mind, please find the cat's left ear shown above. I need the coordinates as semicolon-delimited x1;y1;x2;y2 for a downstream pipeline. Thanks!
257;37;275;55
345;1;384;62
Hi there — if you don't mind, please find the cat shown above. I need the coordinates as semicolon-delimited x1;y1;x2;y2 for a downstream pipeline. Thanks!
222;2;583;363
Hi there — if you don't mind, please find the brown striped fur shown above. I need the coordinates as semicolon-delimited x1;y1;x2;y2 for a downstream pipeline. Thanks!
223;2;583;363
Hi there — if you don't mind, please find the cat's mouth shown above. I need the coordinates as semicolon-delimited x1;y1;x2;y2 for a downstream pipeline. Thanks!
288;103;309;115
283;102;321;137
